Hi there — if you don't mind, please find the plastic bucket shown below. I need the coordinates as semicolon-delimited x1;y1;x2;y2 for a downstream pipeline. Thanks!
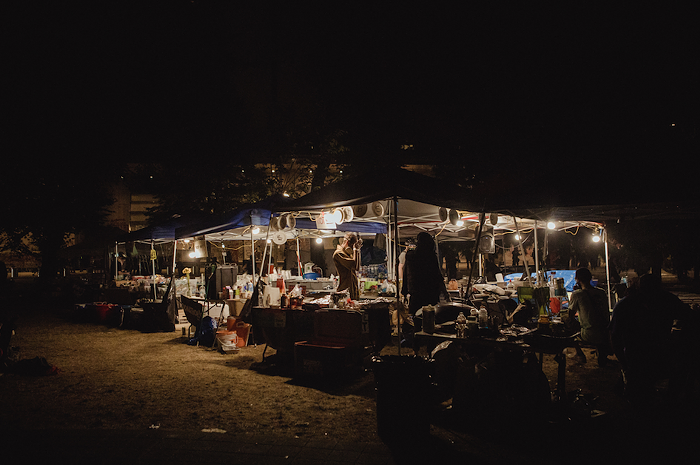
216;330;238;346
233;322;251;347
94;303;118;323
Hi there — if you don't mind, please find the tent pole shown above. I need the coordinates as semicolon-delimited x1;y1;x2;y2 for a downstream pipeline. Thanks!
544;226;549;274
534;220;540;284
466;212;486;300
393;196;401;356
114;242;118;283
604;228;612;311
513;216;532;286
250;228;256;286
172;240;177;275
151;240;157;300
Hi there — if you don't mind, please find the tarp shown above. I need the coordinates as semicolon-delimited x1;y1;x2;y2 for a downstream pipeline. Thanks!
174;194;387;240
281;167;482;212
116;212;209;243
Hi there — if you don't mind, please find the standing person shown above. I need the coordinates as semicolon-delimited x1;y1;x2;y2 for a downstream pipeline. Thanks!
0;262;19;369
512;246;520;268
564;268;611;366
397;242;410;298
401;232;450;316
333;232;361;300
441;244;459;281
609;274;692;403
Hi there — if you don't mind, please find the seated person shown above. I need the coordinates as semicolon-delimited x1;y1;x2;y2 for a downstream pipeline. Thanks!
563;268;612;366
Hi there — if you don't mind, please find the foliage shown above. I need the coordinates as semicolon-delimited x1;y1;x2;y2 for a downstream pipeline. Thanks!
133;161;272;225
0;158;121;280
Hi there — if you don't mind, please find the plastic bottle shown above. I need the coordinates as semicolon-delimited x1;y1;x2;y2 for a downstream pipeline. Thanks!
478;306;488;328
456;312;467;338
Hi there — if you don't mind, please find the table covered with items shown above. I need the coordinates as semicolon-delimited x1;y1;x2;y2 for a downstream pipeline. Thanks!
252;292;394;378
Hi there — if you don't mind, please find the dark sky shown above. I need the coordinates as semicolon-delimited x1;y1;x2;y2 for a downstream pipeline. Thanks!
6;3;699;187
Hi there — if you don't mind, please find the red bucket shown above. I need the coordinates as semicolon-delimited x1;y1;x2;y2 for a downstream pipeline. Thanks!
233;322;251;347
94;303;118;323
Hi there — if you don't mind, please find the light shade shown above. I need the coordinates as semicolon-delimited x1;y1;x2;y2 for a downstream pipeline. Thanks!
331;208;344;224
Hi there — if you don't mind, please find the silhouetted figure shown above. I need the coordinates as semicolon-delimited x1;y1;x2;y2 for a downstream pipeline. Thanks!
402;232;450;315
441;245;459;281
512;247;520;267
564;268;612;366
609;274;692;403
0;262;20;369
483;256;500;282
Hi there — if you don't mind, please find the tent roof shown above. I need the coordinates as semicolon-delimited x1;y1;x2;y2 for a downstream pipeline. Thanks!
175;194;387;242
281;167;483;212
278;168;604;241
116;212;208;243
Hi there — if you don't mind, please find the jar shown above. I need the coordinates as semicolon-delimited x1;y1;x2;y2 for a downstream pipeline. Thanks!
456;312;467;338
422;306;435;334
478;306;488;328
467;316;479;337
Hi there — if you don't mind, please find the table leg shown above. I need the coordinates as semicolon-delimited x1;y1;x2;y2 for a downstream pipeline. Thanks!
554;351;566;400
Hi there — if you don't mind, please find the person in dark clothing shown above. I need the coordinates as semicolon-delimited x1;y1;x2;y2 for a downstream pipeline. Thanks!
483;256;500;282
440;244;459;281
565;268;612;366
401;232;450;315
609;273;692;402
512;246;520;267
0;262;20;368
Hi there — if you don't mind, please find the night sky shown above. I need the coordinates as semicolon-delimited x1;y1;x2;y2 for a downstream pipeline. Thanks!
6;3;699;196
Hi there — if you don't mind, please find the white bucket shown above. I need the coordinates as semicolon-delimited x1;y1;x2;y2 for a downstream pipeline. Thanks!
263;286;281;307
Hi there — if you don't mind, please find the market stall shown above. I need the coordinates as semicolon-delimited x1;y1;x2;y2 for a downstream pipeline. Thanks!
172;194;393;357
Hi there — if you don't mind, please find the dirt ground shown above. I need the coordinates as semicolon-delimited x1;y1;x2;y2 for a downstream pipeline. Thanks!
1;293;698;463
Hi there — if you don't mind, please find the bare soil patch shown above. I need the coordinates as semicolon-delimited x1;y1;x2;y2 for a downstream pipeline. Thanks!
2;300;695;463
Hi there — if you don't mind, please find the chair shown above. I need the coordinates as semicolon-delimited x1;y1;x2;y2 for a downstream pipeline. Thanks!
139;278;176;332
180;295;204;338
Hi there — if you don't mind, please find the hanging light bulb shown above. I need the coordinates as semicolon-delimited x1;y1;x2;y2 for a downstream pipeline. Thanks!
252;227;260;235
547;221;556;230
316;237;323;244
592;234;601;243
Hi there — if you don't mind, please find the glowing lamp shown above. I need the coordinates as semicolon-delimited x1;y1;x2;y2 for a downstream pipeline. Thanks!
331;208;344;224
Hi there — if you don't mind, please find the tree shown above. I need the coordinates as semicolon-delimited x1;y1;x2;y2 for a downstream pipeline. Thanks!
1;158;121;283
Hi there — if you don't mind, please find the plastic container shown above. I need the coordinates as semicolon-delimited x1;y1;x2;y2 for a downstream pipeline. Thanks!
233;322;251;347
478;306;488;328
422;306;435;334
216;330;238;346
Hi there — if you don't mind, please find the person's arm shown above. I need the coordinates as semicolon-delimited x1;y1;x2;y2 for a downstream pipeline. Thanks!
334;249;356;271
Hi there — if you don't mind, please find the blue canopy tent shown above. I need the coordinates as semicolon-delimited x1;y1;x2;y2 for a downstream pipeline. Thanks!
174;194;387;284
112;213;209;298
